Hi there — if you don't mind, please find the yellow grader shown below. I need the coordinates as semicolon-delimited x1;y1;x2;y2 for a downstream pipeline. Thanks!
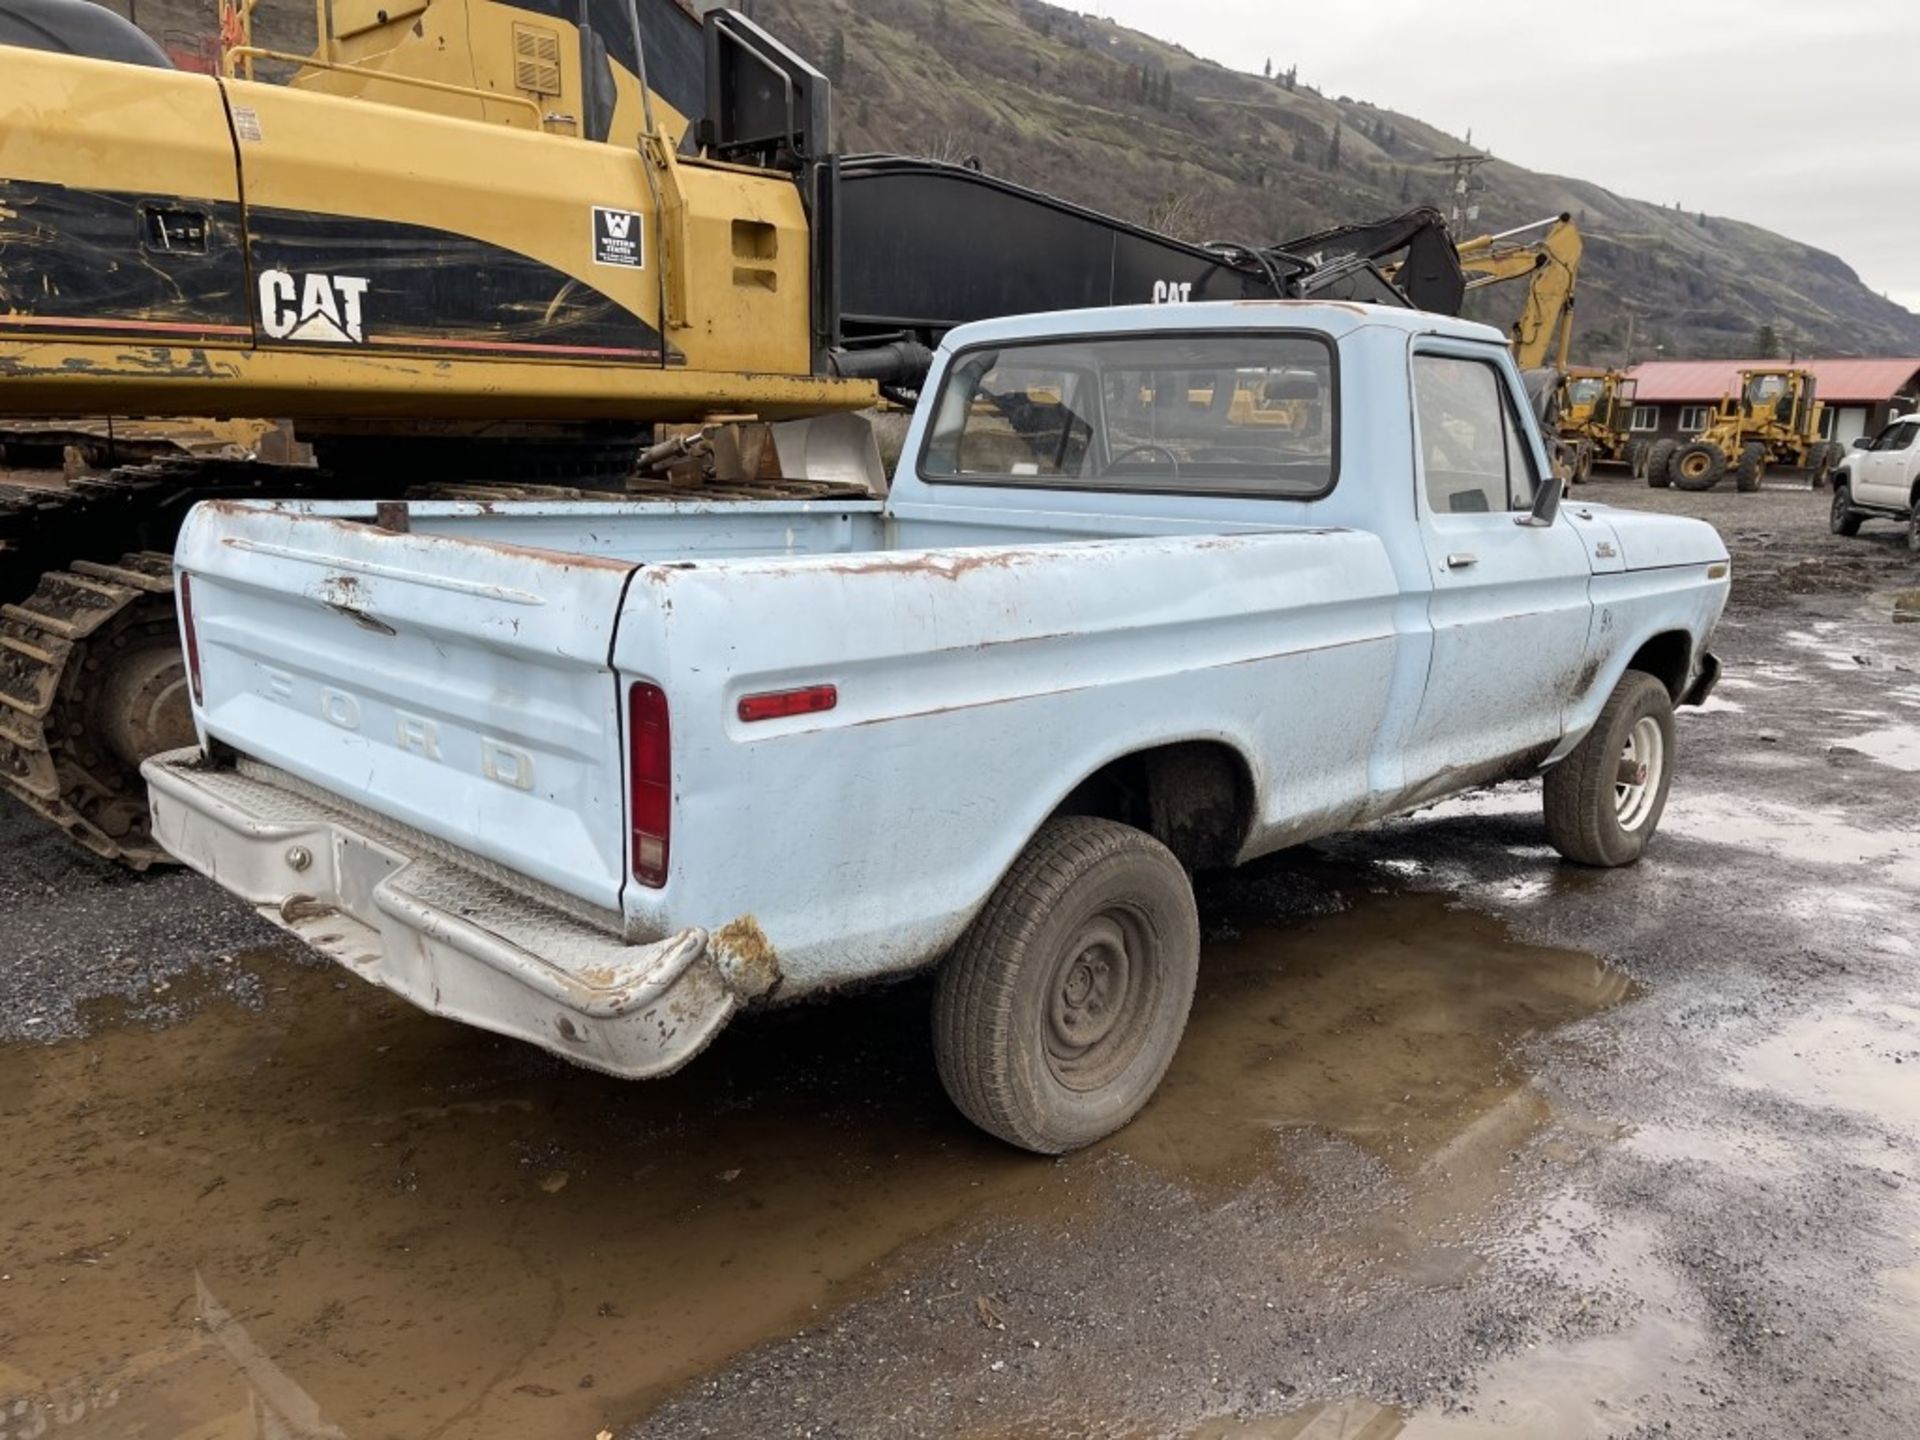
1555;368;1638;482
1645;367;1842;492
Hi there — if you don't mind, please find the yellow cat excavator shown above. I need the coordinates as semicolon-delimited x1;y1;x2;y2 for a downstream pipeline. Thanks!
0;0;1472;865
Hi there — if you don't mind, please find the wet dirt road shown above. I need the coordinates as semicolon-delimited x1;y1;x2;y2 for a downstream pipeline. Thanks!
3;469;1918;1439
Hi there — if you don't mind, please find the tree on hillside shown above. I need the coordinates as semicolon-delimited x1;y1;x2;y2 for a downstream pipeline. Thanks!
824;25;846;85
1323;120;1342;172
1754;322;1781;359
1263;57;1271;78
1292;132;1310;164
1282;64;1297;91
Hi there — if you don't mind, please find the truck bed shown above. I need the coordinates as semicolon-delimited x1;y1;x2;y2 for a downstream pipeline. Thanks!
170;495;1402;962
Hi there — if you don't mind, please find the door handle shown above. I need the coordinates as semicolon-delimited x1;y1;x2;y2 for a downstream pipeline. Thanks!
1445;552;1478;570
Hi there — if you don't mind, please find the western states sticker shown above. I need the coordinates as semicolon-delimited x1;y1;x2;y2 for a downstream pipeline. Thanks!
592;206;644;268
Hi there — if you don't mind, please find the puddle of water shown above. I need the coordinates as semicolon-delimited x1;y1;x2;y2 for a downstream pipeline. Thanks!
1181;1402;1408;1438
1730;997;1920;1134
1;895;1627;1439
1832;723;1920;772
1661;792;1920;877
1120;893;1630;1188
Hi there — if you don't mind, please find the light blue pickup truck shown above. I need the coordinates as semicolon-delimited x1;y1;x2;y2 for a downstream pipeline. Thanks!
146;301;1729;1152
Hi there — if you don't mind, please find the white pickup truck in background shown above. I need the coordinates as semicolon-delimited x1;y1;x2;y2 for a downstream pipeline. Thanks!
145;301;1729;1153
1830;414;1920;552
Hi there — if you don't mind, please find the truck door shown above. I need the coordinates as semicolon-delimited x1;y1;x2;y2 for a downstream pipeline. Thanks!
1401;345;1594;792
1857;419;1918;507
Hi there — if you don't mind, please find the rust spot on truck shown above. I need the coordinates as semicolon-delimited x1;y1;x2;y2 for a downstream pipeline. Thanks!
278;894;336;925
816;549;1037;581
317;574;399;635
709;915;781;1001
199;504;634;576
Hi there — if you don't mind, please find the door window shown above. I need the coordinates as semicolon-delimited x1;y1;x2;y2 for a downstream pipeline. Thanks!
1872;421;1919;451
1413;354;1539;515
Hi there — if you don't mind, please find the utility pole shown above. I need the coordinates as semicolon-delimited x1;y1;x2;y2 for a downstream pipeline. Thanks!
1435;153;1490;232
1622;309;1636;369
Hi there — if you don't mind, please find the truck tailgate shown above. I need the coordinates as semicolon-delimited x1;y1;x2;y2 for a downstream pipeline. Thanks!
175;502;638;912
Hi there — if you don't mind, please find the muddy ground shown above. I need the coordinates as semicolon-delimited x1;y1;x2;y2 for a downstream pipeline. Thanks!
2;469;1917;1439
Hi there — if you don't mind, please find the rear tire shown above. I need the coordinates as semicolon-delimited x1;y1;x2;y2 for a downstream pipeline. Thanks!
1909;500;1920;555
1544;671;1677;867
1735;441;1767;493
1645;439;1677;488
1807;441;1838;489
1830;482;1863;537
934;816;1200;1154
1625;439;1646;477
1671;441;1727;491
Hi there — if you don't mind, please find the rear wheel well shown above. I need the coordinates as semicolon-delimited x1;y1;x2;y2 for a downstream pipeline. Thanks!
1627;631;1693;700
1052;741;1255;871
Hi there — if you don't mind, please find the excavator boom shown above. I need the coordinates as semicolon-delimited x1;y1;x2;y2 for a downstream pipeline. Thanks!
1455;213;1583;372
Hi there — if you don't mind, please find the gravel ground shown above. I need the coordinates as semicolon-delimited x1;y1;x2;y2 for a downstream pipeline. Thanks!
2;466;1917;1439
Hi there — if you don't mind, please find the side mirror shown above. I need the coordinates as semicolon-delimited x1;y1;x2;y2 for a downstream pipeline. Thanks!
1516;469;1562;528
1851;437;1872;450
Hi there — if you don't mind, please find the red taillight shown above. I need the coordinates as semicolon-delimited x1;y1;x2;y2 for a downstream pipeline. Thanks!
628;682;671;888
178;571;204;706
737;684;837;723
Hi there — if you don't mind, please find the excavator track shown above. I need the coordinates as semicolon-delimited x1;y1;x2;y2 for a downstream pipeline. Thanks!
0;456;332;867
0;552;181;866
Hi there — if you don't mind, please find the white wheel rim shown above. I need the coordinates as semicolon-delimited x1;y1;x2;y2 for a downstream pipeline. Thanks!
1614;716;1665;831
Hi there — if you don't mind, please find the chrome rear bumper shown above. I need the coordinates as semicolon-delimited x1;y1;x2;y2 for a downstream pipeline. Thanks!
143;749;736;1078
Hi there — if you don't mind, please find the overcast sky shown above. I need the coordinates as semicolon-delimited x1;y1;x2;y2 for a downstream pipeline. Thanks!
1096;0;1920;314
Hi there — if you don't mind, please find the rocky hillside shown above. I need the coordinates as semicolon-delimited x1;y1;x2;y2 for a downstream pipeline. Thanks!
747;0;1920;363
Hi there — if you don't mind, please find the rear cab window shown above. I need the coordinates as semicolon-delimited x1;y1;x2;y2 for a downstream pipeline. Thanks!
1412;353;1540;515
919;332;1337;499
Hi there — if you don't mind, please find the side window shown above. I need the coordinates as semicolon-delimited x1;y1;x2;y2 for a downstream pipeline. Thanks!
1413;354;1538;515
1889;422;1919;453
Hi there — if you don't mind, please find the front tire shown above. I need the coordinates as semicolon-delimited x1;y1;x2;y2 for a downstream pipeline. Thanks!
1671;441;1727;491
1830;482;1863;537
1735;442;1766;493
1544;671;1677;867
934;816;1200;1154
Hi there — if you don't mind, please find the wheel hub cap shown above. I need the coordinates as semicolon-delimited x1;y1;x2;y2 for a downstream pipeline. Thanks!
1044;907;1160;1093
1613;716;1665;832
